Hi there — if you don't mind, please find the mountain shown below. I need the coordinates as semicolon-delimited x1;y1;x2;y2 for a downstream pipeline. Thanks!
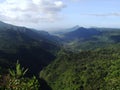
51;25;80;36
0;21;60;75
55;26;120;51
62;27;102;41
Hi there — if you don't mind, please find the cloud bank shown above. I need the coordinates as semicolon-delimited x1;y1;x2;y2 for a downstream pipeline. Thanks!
84;13;120;17
0;0;66;27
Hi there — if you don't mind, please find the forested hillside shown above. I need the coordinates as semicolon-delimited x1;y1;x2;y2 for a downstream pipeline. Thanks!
0;21;60;76
40;47;120;90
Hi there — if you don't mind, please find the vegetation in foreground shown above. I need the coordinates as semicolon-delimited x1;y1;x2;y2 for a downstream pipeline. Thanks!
0;61;40;90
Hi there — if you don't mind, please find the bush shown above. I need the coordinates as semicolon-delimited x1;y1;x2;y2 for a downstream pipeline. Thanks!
0;61;40;90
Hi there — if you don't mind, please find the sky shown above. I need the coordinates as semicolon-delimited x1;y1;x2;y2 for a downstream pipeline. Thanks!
0;0;120;31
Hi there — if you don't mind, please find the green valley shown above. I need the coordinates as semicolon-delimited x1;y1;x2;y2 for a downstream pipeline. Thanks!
0;21;120;90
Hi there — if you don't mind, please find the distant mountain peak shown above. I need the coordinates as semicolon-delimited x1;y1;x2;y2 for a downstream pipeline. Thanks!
71;25;80;30
62;27;102;41
73;25;80;28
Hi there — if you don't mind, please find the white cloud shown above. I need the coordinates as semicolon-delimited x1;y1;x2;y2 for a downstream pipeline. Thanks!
0;0;66;27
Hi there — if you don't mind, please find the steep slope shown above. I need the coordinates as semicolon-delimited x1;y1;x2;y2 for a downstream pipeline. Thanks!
40;47;120;90
0;21;60;75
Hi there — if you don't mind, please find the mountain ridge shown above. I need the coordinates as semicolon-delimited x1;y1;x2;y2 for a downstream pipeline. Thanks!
0;21;60;75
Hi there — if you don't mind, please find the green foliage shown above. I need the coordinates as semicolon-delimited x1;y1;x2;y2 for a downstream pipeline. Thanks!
40;48;120;90
0;61;40;90
9;60;28;78
4;75;40;90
